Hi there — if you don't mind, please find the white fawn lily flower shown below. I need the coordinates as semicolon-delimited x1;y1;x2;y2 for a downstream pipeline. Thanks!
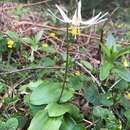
48;0;108;36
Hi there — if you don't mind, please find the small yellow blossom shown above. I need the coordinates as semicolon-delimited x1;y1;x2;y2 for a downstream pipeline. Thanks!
75;70;81;76
42;43;49;48
69;26;81;36
127;93;130;99
7;39;14;48
123;58;129;67
49;32;56;38
125;92;130;100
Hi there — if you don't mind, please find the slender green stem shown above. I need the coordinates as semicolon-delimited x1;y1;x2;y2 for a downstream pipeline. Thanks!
58;23;69;103
7;50;13;65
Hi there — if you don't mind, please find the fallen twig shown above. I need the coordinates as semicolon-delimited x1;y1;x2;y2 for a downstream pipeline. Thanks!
75;61;101;86
0;0;51;11
0;66;63;75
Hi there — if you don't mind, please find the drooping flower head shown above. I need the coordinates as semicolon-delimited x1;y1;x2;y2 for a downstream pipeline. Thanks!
49;0;108;26
49;0;108;36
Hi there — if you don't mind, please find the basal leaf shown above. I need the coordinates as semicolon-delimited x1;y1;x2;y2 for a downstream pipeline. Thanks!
46;103;70;117
30;81;74;105
60;115;75;130
6;118;18;130
46;103;83;121
28;110;62;130
27;80;43;91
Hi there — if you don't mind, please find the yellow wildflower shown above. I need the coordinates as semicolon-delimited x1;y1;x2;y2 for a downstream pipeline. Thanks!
125;92;130;100
42;43;49;48
7;39;14;48
49;32;56;38
69;26;81;37
127;93;130;99
75;70;81;76
123;58;129;67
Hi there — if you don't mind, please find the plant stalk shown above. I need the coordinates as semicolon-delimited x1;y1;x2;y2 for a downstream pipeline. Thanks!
58;23;69;103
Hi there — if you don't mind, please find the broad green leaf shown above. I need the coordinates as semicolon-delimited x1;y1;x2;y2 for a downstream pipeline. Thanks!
29;104;46;116
46;103;70;117
84;84;100;105
60;115;76;130
28;110;48;130
0;121;6;130
93;106;113;119
115;68;130;82
46;103;83;120
69;76;83;90
43;116;62;130
60;115;85;130
27;80;43;91
81;60;93;70
16;116;28;130
72;124;86;130
30;81;74;105
106;32;116;49
124;110;130;129
106;116;122;130
99;62;113;80
99;94;113;107
120;97;130;109
114;79;128;91
67;104;83;121
6;118;18;130
28;110;62;130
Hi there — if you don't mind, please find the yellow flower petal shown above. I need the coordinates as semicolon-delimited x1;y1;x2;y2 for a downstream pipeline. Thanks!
123;59;129;67
8;45;13;48
7;39;14;48
126;93;130;100
7;39;14;45
75;70;81;76
42;43;49;48
49;32;56;38
69;26;81;36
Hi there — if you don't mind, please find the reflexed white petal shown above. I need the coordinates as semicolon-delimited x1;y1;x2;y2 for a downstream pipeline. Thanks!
82;12;102;25
77;0;82;20
96;12;108;21
48;9;65;23
56;5;71;23
91;12;102;21
72;0;82;26
81;12;108;25
94;18;108;24
49;0;108;28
